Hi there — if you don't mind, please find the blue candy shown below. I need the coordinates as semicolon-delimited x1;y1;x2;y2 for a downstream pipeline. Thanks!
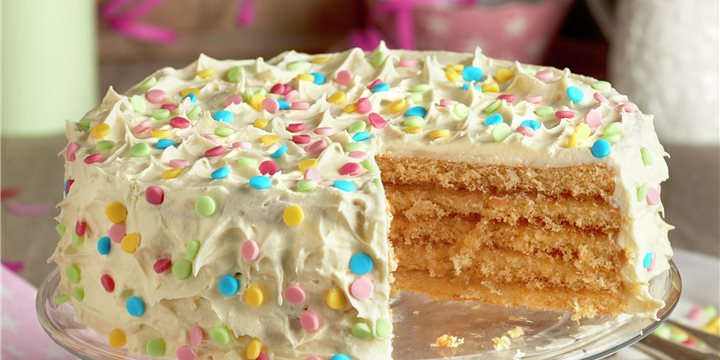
405;106;427;118
126;296;145;317
643;252;654;269
271;145;288;158
330;355;351;360
97;236;111;255
462;66;484;82
371;83;390;93
312;72;326;85
349;253;374;275
211;166;230;180
333;180;356;192
218;275;240;297
352;131;371;141
591;139;611;158
183;93;197;103
566;86;584;103
519;120;541;130
484;113;503;126
213;110;233;123
278;99;291;110
249;176;271;189
461;83;482;91
156;139;176;149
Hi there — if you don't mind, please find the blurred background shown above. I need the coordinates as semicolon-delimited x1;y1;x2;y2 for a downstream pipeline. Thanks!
1;0;718;357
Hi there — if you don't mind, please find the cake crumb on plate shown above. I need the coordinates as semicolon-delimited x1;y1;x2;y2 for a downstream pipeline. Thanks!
431;334;464;348
492;335;512;350
508;326;524;338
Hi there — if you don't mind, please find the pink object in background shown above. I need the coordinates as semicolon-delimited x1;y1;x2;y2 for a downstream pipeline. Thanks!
0;266;76;359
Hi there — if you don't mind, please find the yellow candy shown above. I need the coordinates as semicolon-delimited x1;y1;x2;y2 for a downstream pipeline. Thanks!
428;129;450;140
311;56;330;64
298;158;318;172
253;118;270;129
179;88;199;97
296;74;314;82
283;205;304;227
259;134;279;146
150;129;171;139
162;168;182;180
343;104;357;113
494;68;514;83
108;328;126;348
566;123;592;148
703;316;720;335
250;93;264;111
121;233;141;253
328;91;346;105
451;64;464;72
105;202;127;224
389;98;407;113
197;68;215;79
482;82;500;93
91;123;111;139
445;67;460;82
403;126;423;134
246;339;262;359
244;285;265;307
325;288;347;310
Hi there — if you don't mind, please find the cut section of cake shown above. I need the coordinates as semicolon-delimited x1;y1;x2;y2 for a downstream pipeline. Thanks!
50;43;671;359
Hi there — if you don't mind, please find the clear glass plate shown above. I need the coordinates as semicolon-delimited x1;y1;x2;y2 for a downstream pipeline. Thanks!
37;262;681;360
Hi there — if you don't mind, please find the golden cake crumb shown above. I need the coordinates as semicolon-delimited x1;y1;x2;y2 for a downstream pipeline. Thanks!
431;334;464;348
492;335;512;350
412;310;420;316
508;326;524;339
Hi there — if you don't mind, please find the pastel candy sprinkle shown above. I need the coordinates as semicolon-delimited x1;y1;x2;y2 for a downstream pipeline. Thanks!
287;123;305;132
292;134;311;144
405;106;427;118
195;195;216;217
555;110;575;119
75;220;86;236
333;180;356;192
218;275;240;296
284;285;306;304
176;345;197;360
356;97;372;114
101;274;115;292
211;166;230;180
352;131;371;141
108;329;126;348
462;66;483;82
350;276;373;300
643;252;654;270
591;139;611;158
95;140;115;152
519;120;540;130
146;337;166;356
172;259;192;280
106;202;127;224
352;322;372;340
65;264;81;283
370;50;387;67
348;120;366;134
247;340;263;359
97;236;111;255
453;103;469;120
91;123;111;139
535;69;553;82
186;240;201;260
494;68;514;83
170;117;190;129
72;287;84;301
566;86;584;103
237;157;259;167
109;223;126;243
151;108;170;121
56;223;66;237
339;162;361;176
132;121;151;136
84;153;104;164
484;113;503;126
140;76;157;90
261;97;279;113
241;240;260;261
371;82;390;92
330;355;351;360
646;187;661;205
271;145;288;158
297;179;317;192
616;103;637;112
126;296;145;317
534;105;554;117
121;233;141;253
376;318;392;338
328;91;346;104
215;127;233;137
584;108;603;129
131;95;146;112
524;95;543;104
516;126;534;137
492;123;512;142
213;110;233;123
300;310;320;332
153;258;172;273
227;66;243;82
591;81;611;92
66;142;79;161
205;145;226;158
287;60;310;71
156;139;176;149
325;288;347;310
349;253;373;275
314;127;335;136
336;70;352;84
283;205;304;226
130;143;151;157
249;176;272;189
259;160;279;175
244;285;265;307
146;186;164;205
189;325;204;346
641;147;653;166
602;122;624;143
484;100;502;113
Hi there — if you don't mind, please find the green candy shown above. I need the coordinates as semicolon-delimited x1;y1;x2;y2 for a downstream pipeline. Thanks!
172;259;192;280
345;142;366;152
534;105;554;117
79;118;92;131
65;264;81;283
370;50;387;68
351;323;372;340
483;100;502;114
591;81;611;92
640;147;653;166
602;122;624;143
236;157;259;167
266;93;281;99
152;108;171;121
360;159;377;173
637;184;649;202
71;287;84;301
131;95;146;113
227;66;243;83
195;195;216;217
145;337;166;356
215;127;234;137
242;89;254;103
347;120;366;134
211;326;232;345
296;179;317;192
287;60;310;72
402;116;424;127
139;76;157;91
55;223;66;237
130;143;151;158
406;93;423;104
54;294;70;305
95;140;116;152
453;103;469;120
185;240;201;260
187;105;202;120
72;234;84;246
255;88;267;97
410;83;431;93
492;123;512;142
376;318;392;338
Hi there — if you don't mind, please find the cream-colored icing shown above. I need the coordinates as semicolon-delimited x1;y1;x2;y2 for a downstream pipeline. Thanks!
51;43;671;359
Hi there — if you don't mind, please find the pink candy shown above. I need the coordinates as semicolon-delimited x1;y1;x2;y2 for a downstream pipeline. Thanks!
497;94;517;103
398;58;418;67
153;258;172;273
292;134;311;144
233;141;251;149
335;70;352;85
270;83;289;95
204;145;226;158
314;127;335;136
257;353;269;360
169;159;190;169
304;168;321;183
339;162;361;176
189;325;204;346
287;123;305;133
84;153;103;164
241;240;260;261
146;186;164;205
535;69;553;82
161;104;177;111
348;151;367;159
170;117;190;129
355;98;372;114
524;95;543;104
66;142;79;161
593;92;608;104
203;135;220;144
109;223;126;243
555;110;575;119
305;139;327;154
284;90;300;102
292;101;310;110
350;276;373;300
132;121;152;137
616;103;637;113
646;187;661;205
368;78;382;90
284;285;306;305
258;160;279;175
224;95;243;106
75;220;87;237
438;99;457;107
100;274;115;292
262;98;279;113
176;346;197;360
516;126;535;137
299;310;320;332
145;89;166;104
584;108;603;129
368;113;387;129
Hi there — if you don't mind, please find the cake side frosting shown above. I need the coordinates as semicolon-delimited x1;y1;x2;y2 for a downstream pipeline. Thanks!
51;43;671;359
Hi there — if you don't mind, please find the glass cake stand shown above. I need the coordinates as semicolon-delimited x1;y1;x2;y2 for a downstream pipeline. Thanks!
37;262;681;360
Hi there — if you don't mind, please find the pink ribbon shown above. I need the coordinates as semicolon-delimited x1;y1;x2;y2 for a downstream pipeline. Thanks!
101;0;255;44
352;0;474;50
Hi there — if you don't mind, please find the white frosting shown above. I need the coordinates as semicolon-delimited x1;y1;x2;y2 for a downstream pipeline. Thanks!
51;43;671;359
